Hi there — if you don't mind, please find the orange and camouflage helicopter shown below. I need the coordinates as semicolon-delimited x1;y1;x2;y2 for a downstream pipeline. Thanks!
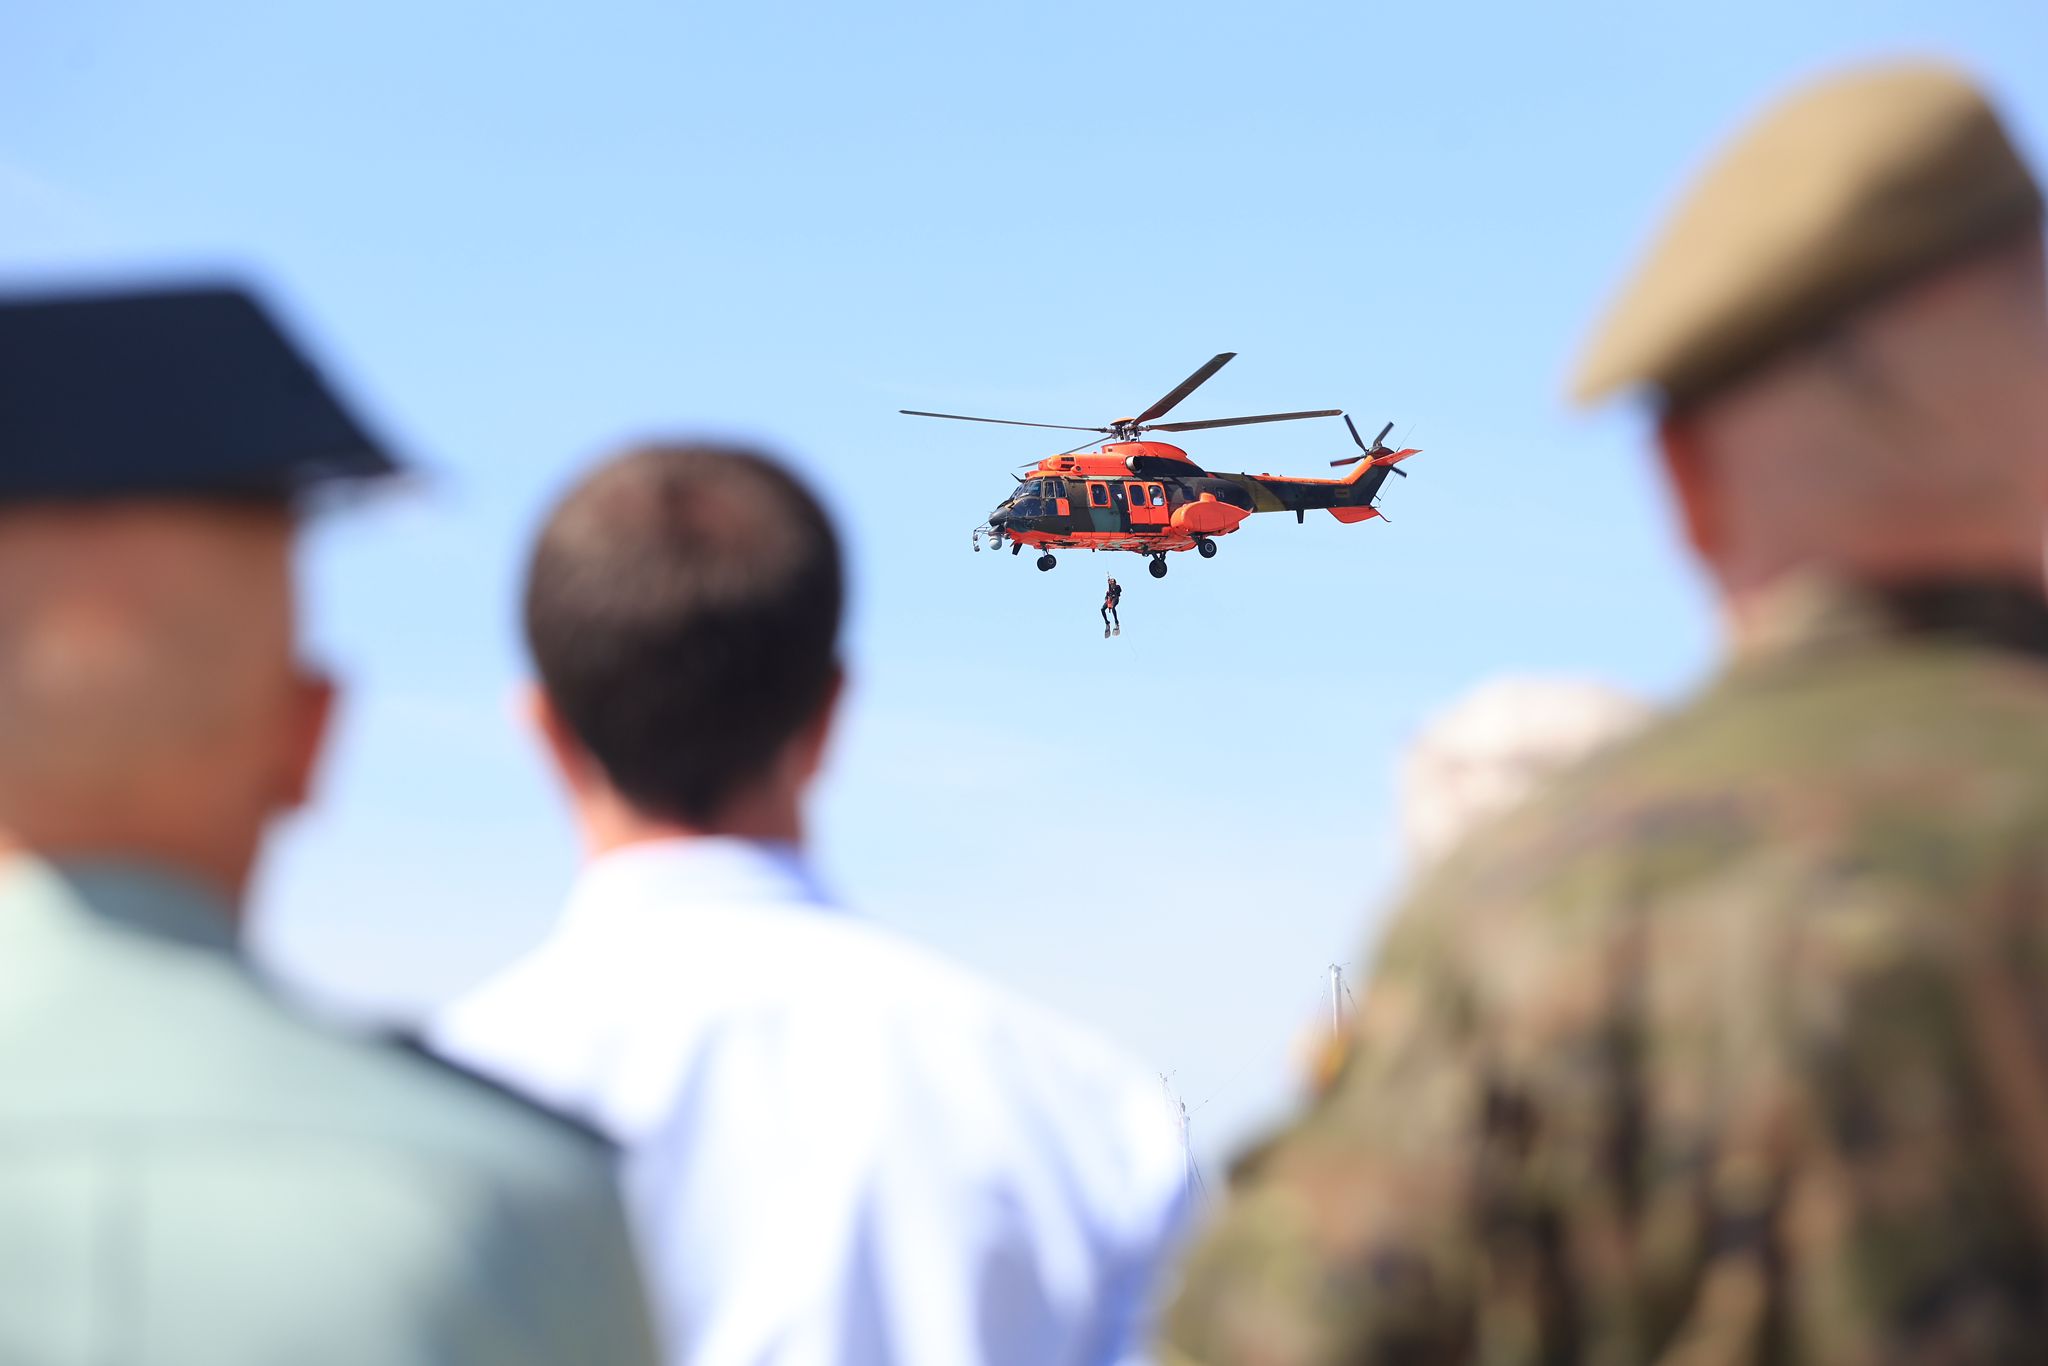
902;352;1419;578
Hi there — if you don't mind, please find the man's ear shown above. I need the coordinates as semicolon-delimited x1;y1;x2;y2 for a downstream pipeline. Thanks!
1657;410;1722;566
278;669;336;812
522;682;603;798
791;665;846;787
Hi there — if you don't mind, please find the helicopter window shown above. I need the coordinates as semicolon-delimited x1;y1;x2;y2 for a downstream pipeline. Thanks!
1148;484;1166;507
1088;482;1110;507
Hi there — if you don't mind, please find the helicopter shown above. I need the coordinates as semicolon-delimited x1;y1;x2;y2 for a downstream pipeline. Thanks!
901;353;1419;578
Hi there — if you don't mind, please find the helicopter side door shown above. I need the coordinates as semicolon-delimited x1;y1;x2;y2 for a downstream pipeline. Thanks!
1084;480;1121;532
1126;481;1169;529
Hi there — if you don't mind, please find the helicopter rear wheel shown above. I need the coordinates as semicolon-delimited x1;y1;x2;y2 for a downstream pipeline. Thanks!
1036;554;1057;572
1148;556;1168;579
1196;538;1217;559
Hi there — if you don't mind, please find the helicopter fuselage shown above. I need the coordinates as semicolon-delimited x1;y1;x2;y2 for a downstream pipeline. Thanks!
982;440;1406;558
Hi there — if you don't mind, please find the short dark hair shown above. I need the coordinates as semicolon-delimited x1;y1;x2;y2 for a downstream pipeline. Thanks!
524;443;843;824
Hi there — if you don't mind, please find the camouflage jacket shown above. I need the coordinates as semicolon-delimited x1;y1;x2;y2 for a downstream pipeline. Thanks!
1162;576;2048;1365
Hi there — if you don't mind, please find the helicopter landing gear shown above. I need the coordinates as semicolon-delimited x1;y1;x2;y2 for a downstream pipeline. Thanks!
1036;553;1057;572
1010;540;1022;556
1148;555;1168;579
1196;538;1217;560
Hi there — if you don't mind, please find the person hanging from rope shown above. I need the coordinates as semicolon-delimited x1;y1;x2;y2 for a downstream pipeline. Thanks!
1102;575;1122;637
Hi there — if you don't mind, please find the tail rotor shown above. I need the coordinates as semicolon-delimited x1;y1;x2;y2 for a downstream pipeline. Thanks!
1330;416;1409;477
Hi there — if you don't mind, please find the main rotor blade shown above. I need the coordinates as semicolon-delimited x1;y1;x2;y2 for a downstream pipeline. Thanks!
899;410;1107;433
1148;409;1342;433
1132;353;1236;425
1054;434;1108;456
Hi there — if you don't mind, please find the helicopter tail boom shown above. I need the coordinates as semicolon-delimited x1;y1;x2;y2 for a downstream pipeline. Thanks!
1208;446;1419;515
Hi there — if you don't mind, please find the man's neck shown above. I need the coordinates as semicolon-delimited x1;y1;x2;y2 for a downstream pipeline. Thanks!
1716;530;2047;644
578;790;806;861
1721;558;2048;655
0;829;253;926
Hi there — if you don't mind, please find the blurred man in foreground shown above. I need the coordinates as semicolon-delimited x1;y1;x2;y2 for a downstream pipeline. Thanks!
433;444;1188;1366
1162;62;2048;1362
0;286;656;1365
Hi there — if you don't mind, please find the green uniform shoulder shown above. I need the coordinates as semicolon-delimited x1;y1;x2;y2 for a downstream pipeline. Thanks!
0;861;612;1186
0;859;658;1366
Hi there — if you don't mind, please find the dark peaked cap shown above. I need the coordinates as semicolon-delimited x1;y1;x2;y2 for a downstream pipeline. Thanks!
1573;62;2044;407
0;285;404;500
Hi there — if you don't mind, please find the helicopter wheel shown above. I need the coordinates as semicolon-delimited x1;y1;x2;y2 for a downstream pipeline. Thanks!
1036;553;1057;572
1148;556;1168;579
1196;538;1217;560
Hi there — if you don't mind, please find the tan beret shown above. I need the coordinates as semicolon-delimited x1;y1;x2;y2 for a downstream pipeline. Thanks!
1572;62;2043;407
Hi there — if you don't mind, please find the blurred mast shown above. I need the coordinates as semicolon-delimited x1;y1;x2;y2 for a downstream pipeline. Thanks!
1159;1073;1205;1200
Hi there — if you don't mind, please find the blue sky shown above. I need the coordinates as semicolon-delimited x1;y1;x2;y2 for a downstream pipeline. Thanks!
6;0;2045;1163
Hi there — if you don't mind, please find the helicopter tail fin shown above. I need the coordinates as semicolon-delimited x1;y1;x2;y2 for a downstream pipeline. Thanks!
1342;447;1420;483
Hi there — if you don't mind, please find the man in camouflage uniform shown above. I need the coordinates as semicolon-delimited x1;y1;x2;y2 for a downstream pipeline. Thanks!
1160;63;2048;1363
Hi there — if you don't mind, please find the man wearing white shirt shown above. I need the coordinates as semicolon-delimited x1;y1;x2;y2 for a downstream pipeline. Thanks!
433;444;1189;1366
